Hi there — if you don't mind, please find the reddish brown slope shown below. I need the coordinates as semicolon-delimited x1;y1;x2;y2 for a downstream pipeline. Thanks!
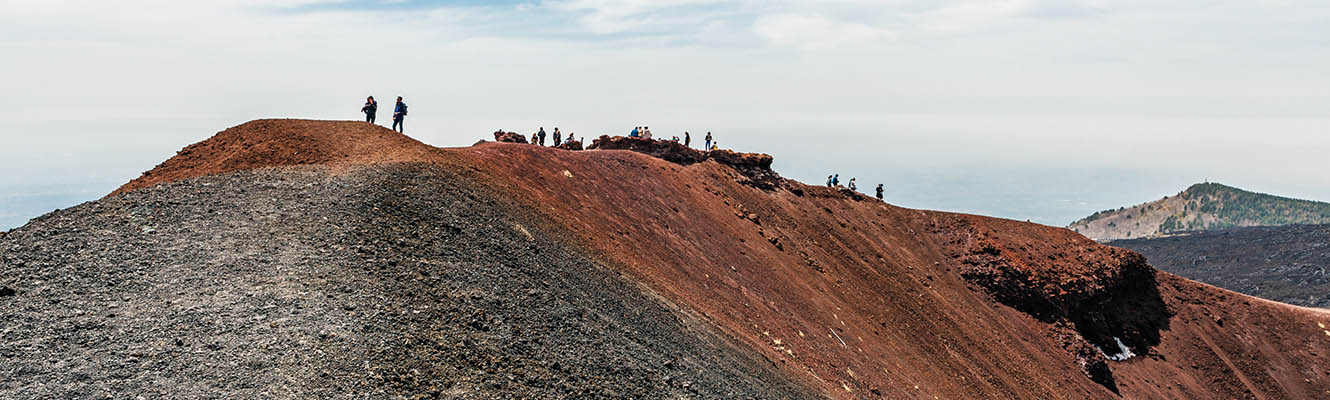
114;120;1330;399
110;119;436;197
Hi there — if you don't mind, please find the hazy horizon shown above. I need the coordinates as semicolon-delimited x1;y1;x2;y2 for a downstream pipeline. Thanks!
4;0;1329;230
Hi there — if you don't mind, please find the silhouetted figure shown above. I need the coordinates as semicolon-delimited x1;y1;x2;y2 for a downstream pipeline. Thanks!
876;184;884;200
553;128;562;147
705;132;712;151
392;96;407;133
538;127;547;146
362;96;377;124
826;175;833;187
848;178;857;191
832;174;839;187
685;132;691;148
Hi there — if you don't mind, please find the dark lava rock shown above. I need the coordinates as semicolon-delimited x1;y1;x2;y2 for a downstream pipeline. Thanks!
1111;224;1330;307
0;287;14;297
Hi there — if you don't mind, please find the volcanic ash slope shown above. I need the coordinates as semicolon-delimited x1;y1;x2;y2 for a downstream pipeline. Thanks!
4;119;1330;399
0;165;814;399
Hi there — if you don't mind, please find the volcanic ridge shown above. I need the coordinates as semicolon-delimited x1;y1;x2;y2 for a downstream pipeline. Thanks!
3;119;1330;399
1070;182;1330;241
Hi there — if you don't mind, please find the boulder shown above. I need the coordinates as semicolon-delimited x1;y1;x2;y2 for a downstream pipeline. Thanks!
493;131;528;144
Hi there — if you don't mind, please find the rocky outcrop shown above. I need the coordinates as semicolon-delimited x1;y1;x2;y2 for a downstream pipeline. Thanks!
948;218;1170;393
587;135;778;189
493;130;528;144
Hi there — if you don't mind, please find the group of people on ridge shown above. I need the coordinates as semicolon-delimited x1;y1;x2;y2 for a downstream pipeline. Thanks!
530;127;580;147
360;101;878;198
361;96;407;133
827;174;885;200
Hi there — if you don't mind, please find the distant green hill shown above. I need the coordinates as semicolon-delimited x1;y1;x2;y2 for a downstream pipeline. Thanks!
1068;183;1330;241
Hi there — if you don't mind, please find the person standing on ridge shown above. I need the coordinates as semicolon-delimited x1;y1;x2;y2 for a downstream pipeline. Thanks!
704;132;713;151
537;127;547;146
684;132;691;148
826;175;833;187
552;128;562;147
832;174;839;187
876;184;884;200
392;96;407;133
362;96;377;124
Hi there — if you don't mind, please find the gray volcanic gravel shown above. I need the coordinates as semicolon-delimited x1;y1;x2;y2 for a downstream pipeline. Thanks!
0;164;815;399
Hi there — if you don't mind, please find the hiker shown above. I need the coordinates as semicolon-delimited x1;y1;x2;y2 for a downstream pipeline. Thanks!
642;126;653;140
531;132;538;144
848;178;857;191
685;132;691;148
671;136;680;142
361;96;377;124
876;184;884;200
832;174;839;187
538;127;547;146
710;142;718;151
826;175;833;187
553;128;562;147
630;126;640;138
392;96;407;133
705;132;713;150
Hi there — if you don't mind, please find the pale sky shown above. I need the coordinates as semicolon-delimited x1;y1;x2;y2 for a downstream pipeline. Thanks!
3;0;1329;229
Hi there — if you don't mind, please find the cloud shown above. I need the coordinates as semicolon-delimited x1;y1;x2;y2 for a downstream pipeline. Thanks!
540;0;731;35
904;0;1110;35
6;0;1330;228
753;13;892;49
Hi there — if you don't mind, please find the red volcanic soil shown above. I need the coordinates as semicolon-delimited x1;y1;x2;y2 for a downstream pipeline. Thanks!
110;119;435;197
113;119;1330;399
